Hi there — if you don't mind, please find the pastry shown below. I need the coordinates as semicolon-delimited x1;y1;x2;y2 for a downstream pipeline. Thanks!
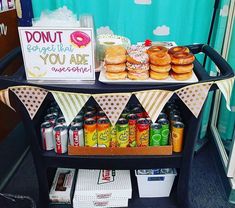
105;63;126;72
150;64;171;73
171;63;194;74
150;70;169;80
105;71;127;80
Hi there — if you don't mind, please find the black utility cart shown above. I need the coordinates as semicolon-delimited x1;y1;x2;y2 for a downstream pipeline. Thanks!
0;44;234;208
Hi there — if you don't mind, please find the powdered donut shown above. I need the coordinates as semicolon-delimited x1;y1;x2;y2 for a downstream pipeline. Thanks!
70;31;91;47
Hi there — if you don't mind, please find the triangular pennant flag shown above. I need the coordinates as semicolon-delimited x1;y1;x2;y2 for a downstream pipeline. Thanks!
11;86;48;119
176;82;212;117
135;90;173;122
93;93;132;126
216;77;235;111
52;91;91;126
0;88;15;111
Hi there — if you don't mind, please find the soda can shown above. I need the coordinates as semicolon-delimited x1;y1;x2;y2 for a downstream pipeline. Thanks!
85;106;96;114
120;107;130;119
53;125;68;154
47;106;59;116
44;113;57;125
84;112;96;120
169;109;181;119
146;117;152;125
158;118;170;146
56;116;66;126
84;118;97;147
132;107;144;118
172;122;184;153
78;109;85;117
157;112;168;120
136;118;150;147
97;110;107;120
150;123;162;146
143;111;149;118
110;124;117;147
127;114;138;147
71;115;83;126
116;118;129;147
69;124;84;146
41;121;54;151
170;115;182;127
97;118;110;147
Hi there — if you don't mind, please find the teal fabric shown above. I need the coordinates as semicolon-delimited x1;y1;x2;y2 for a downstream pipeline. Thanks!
218;19;235;141
31;0;214;45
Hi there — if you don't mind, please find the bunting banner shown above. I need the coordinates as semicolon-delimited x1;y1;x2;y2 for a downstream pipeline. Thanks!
52;91;91;126
0;88;15;111
10;86;48;119
215;77;234;111
93;93;132;126
134;90;174;122
176;82;213;118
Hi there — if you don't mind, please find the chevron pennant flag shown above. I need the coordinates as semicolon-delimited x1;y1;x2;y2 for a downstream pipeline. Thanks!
216;77;235;111
93;93;132;126
11;86;48;119
0;88;15;111
134;90;174;122
52;91;91;126
176;82;213;118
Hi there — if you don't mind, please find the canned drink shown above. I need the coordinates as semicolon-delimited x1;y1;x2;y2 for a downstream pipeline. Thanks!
97;110;107;120
84;118;97;147
150;123;162;146
41;121;54;151
56;116;66;126
116;118;129;147
47;106;59;115
97;118;110;147
146;117;152;125
172;122;184;152
85;106;96;113
71;115;83;126
157;112;168;120
170;115;182;127
120;107;130;119
132;107;144;118
53;125;68;154
44;113;57;125
169;109;181;119
84;112;96;120
158;118;170;146
78;110;85;116
128;114;138;147
110;125;117;147
69;124;84;146
136;118;150;147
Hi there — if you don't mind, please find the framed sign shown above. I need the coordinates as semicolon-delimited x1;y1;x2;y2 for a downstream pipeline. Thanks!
18;27;95;82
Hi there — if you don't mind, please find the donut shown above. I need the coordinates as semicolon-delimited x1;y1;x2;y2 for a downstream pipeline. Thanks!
171;52;195;65
149;53;171;65
150;64;171;73
128;71;149;80
127;51;149;64
170;71;192;81
168;46;190;55
147;46;168;56
70;31;91;47
150;70;169;80
105;54;127;64
105;45;126;55
126;62;149;72
105;63;126;72
127;45;147;53
171;63;194;74
105;71;127;80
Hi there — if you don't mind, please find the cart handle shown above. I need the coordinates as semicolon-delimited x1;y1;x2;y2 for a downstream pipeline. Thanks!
187;44;234;82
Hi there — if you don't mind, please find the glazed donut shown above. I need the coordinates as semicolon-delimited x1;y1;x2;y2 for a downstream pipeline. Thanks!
105;63;126;72
126;62;149;72
147;46;168;56
105;54;127;64
150;64;171;73
149;53;171;66
105;45;126;55
150;70;169;80
70;31;91;47
105;71;127;80
128;71;149;80
170;71;192;81
127;51;149;64
171;52;195;65
171;63;194;74
168;46;190;55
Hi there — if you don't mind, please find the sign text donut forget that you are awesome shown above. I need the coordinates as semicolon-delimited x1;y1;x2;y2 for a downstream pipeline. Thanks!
18;27;95;82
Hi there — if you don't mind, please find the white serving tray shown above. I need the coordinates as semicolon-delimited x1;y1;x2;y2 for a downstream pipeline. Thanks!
99;69;199;85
